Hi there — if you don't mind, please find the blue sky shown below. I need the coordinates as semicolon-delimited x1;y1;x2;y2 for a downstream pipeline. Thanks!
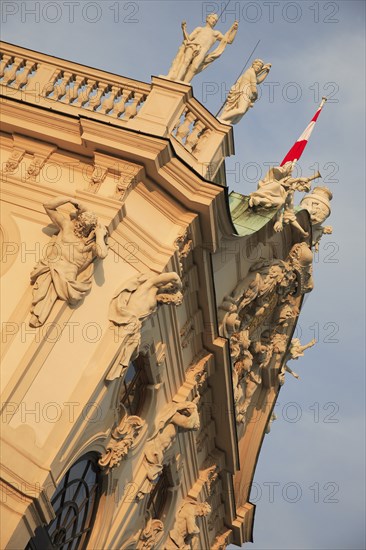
1;1;365;548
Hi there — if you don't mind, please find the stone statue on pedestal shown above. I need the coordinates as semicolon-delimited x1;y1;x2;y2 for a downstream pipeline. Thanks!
166;14;238;83
218;59;271;125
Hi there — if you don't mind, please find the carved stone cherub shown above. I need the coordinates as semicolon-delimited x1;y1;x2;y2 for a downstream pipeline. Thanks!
30;196;108;327
165;500;211;550
166;14;238;83
218;59;271;125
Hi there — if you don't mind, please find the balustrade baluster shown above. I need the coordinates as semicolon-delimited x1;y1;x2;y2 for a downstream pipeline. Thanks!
13;61;37;90
86;82;108;111
74;79;96;107
2;57;24;85
100;85;120;114
54;71;73;100
114;89;132;117
67;75;85;104
194;129;211;156
176;111;196;143
0;54;13;79
186;120;205;153
123;92;145;120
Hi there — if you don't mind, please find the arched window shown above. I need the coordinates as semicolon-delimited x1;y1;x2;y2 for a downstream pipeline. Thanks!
25;454;102;550
146;466;170;520
120;354;149;416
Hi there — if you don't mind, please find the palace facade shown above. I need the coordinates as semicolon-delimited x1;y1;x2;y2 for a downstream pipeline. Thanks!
0;42;329;550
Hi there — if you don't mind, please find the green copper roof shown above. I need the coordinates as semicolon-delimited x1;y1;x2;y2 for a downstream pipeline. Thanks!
229;191;280;236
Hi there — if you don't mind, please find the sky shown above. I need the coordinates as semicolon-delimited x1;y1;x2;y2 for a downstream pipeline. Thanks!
1;1;365;549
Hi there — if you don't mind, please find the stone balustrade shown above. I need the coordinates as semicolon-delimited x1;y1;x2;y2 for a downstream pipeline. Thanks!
0;42;234;182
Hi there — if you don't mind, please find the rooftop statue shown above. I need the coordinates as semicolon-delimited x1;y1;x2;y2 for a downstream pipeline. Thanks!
30;196;108;327
165;14;238;83
218;59;271;125
300;186;333;250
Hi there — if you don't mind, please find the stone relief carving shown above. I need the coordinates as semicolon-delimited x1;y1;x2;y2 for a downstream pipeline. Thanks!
175;230;193;281
164;500;211;550
108;272;182;380
137;512;164;550
165;14;238;83
2;149;25;173
199;459;219;496
30;196;108;327
248;163;321;236
211;528;233;550
219;244;311;338
113;162;142;200
300;186;333;250
121;511;164;550
218;59;271;125
220;241;315;424
88;164;108;193
98;404;144;473
26;147;56;181
142;401;200;492
278;337;316;385
186;353;211;393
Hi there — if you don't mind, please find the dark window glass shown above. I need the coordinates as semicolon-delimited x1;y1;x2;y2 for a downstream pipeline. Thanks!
25;454;101;550
146;466;169;519
120;355;148;416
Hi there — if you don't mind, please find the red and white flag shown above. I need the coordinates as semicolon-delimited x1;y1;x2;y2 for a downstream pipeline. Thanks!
280;97;327;166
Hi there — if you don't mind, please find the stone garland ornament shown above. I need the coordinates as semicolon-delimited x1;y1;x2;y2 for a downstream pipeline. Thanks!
30;196;108;327
108;272;183;380
165;14;238;83
218;59;271;125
